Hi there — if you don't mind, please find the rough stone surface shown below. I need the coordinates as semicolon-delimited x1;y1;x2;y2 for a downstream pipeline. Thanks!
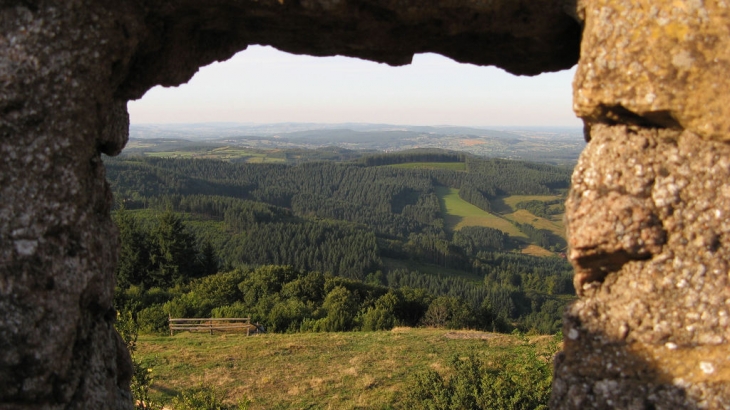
554;0;730;407
0;2;140;409
3;0;730;409
574;0;730;140
0;0;579;409
116;0;581;100
552;124;730;408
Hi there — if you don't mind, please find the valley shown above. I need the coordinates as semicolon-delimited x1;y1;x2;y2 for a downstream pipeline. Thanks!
109;137;576;409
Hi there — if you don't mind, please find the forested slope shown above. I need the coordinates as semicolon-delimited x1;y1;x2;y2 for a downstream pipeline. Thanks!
106;151;575;333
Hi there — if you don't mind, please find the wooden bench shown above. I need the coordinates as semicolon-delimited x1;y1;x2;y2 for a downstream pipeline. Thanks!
168;317;263;336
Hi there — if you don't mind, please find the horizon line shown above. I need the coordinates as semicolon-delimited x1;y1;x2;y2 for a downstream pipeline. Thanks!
130;121;583;128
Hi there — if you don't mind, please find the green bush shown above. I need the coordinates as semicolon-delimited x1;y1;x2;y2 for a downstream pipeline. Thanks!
402;349;552;410
171;385;249;410
267;298;313;332
322;286;359;331
421;296;474;329
211;302;250;319
137;305;169;334
115;310;162;410
361;307;396;331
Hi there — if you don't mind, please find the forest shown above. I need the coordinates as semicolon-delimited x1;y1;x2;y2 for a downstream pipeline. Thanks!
106;150;575;335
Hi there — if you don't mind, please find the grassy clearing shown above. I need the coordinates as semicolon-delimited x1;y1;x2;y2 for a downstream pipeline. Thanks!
389;162;466;171
520;244;555;257
434;187;525;238
145;151;197;158
504;209;566;239
136;328;558;409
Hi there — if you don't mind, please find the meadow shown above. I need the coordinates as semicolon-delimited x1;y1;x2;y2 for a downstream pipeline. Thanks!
434;187;566;256
141;146;286;163
135;328;559;409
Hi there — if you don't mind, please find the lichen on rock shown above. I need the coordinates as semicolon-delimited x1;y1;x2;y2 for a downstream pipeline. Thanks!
3;0;730;408
574;0;730;140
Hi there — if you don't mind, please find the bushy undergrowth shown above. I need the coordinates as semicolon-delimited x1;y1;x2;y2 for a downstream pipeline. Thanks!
117;265;501;335
171;386;250;410
402;341;556;410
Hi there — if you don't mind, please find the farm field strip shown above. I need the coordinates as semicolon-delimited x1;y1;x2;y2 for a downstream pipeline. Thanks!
435;186;526;238
504;209;566;239
142;147;286;162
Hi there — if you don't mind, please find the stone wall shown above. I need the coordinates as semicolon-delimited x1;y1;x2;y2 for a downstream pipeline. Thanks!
0;0;727;408
551;1;730;408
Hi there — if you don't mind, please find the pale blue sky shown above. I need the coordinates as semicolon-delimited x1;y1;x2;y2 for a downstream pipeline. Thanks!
129;45;580;127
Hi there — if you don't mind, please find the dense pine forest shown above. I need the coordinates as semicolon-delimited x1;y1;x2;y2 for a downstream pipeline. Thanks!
107;149;575;334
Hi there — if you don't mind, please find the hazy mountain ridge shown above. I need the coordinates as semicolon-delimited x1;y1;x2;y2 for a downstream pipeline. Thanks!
128;122;585;166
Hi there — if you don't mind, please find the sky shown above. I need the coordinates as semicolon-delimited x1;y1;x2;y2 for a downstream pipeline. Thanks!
128;45;580;127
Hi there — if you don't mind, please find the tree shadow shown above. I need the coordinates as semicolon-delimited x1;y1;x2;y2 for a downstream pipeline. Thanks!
488;196;512;214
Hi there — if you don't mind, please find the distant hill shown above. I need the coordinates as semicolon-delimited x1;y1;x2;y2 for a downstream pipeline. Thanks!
128;122;585;166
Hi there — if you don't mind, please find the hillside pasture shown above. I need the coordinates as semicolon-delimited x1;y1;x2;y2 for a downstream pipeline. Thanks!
435;186;525;238
504;209;566;239
520;244;556;257
381;257;483;283
136;328;559;409
143;147;286;163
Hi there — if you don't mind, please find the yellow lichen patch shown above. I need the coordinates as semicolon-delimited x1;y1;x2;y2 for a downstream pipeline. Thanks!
628;342;730;385
576;0;730;140
663;21;690;41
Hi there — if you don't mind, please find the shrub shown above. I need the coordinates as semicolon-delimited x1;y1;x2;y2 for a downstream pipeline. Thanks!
361;307;396;331
321;286;359;331
211;302;249;319
115;310;162;410
421;296;474;329
137;304;169;334
171;385;249;410
402;349;552;410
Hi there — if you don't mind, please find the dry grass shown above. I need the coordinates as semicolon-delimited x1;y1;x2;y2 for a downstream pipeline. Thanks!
136;328;556;409
520;244;555;257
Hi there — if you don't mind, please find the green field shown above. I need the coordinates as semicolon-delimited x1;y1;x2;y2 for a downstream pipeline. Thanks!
143;146;286;163
496;195;566;239
136;328;558;409
435;186;526;238
434;187;569;255
389;162;466;171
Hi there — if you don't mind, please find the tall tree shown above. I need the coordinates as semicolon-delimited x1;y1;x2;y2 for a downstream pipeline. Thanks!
114;208;151;288
150;211;197;287
197;240;219;278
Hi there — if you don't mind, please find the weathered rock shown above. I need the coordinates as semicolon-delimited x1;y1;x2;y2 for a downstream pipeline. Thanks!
553;124;730;408
1;0;579;408
574;0;730;140
555;1;730;407
117;0;581;100
3;0;730;408
0;2;141;408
